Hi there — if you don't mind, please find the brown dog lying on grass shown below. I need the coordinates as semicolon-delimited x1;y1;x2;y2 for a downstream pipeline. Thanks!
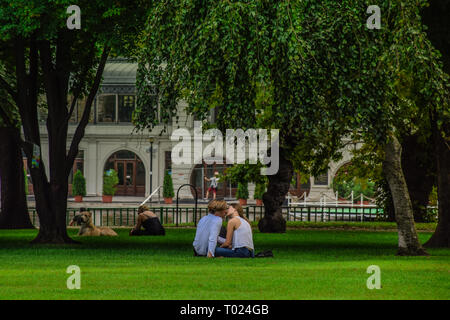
69;210;118;236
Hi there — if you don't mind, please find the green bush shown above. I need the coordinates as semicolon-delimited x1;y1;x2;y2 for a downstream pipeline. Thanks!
103;169;119;196
223;162;265;185
236;182;249;200
428;186;437;206
254;182;266;200
24;169;28;196
163;170;175;198
332;177;375;201
72;170;86;197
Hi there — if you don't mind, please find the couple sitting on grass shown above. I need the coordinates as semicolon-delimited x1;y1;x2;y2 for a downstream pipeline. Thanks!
193;200;254;258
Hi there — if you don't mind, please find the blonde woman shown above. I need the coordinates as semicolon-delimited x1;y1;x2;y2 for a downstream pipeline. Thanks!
129;205;165;236
215;203;254;258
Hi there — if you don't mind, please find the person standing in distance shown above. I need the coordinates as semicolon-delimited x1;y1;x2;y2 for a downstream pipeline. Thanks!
204;171;219;200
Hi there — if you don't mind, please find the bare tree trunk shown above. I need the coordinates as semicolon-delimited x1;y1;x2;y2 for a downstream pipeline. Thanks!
258;148;293;233
0;127;34;229
383;134;428;256
425;125;450;248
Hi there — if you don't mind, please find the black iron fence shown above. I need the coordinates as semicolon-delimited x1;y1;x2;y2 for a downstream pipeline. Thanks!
28;205;391;227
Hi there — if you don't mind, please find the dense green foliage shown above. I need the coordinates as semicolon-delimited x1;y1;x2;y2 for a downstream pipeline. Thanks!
223;161;266;185
134;0;389;176
135;0;448;175
254;182;266;200
338;1;449;150
236;182;249;200
332;165;376;200
163;170;175;198
103;169;119;196
72;170;86;197
0;0;149;54
332;178;375;201
0;0;151;111
0;228;448;299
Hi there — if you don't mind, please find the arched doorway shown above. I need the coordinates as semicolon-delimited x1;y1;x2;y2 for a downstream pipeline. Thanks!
104;150;145;196
190;160;238;199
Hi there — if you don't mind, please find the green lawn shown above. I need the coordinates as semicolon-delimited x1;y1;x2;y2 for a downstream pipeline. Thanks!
0;227;448;300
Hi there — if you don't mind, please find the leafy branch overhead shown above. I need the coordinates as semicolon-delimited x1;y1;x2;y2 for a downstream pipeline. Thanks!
135;1;384;175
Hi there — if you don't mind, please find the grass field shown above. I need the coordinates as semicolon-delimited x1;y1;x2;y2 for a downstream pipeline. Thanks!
0;226;448;300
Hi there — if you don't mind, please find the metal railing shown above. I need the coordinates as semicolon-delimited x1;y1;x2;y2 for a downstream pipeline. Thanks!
27;205;389;227
287;191;378;208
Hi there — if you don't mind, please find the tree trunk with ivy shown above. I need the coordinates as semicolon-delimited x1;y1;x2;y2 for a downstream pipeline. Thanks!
383;134;428;256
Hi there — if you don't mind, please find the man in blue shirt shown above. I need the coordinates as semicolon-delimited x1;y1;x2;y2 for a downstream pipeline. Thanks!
193;200;228;258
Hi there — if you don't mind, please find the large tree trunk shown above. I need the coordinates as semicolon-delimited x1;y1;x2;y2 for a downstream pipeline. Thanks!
25;142;76;244
0;127;34;229
258;148;293;233
425;126;450;248
421;0;450;248
383;134;428;256
31;177;76;244
11;37;76;244
6;35;108;244
401;134;436;222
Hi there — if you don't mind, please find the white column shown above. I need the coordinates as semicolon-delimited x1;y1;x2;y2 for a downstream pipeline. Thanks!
85;140;98;196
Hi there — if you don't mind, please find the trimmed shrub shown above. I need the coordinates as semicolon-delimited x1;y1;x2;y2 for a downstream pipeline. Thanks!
236;182;249;200
72;170;86;197
103;169;119;196
254;182;266;200
163;170;175;198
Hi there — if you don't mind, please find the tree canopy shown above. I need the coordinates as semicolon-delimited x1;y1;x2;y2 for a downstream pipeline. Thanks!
135;0;390;174
134;0;448;252
0;0;151;243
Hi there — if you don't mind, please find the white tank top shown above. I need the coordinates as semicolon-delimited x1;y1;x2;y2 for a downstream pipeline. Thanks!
232;217;254;250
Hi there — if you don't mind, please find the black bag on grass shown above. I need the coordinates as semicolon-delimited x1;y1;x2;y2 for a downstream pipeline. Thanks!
255;250;274;258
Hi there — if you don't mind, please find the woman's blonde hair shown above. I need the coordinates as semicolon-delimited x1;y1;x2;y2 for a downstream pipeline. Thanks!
230;203;250;223
208;200;228;213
